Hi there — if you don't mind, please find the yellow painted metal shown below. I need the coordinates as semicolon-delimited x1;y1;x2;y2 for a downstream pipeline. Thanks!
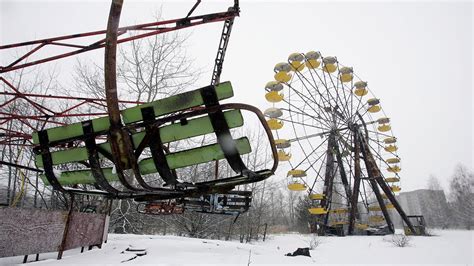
368;105;381;113
277;150;291;161
356;223;369;230
290;61;305;72
275;139;291;149
385;177;400;183
383;137;397;144
309;193;325;200
354;88;368;96
305;59;320;69
330;208;348;214
265;91;284;103
386;158;400;164
369;206;382;211
387;165;401;173
274;71;292;83
288;182;307;191
340;73;353;82
386;203;395;209
323;63;337;73
287;169;307;177
391;185;401;192
265;81;284;91
382;194;389;199
267;118;283;130
308;207;328;215
330;221;348;226
378;124;391;132
368;215;385;223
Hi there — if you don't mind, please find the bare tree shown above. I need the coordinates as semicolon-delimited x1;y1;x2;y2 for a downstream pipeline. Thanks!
73;22;200;105
424;175;450;228
427;175;442;191
448;164;474;229
0;67;62;209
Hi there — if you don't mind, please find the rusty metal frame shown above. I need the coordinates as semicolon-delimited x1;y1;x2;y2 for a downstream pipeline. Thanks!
357;127;417;234
0;76;145;146
35;103;278;200
0;6;239;73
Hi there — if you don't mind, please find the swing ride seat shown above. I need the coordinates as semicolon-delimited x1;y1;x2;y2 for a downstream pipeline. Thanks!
32;82;278;199
184;190;252;215
137;190;252;215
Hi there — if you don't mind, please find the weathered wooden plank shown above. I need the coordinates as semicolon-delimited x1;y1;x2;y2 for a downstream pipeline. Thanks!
40;137;251;185
31;82;233;144
35;110;243;167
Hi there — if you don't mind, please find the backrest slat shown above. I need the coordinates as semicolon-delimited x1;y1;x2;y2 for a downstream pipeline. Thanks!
31;82;233;145
40;137;251;185
35;109;243;168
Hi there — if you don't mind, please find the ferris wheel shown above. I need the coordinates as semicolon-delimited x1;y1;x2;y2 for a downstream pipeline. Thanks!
263;51;416;235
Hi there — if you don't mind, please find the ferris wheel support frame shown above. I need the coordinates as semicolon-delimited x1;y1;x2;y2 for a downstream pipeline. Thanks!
348;128;362;234
358;129;416;234
334;138;352;203
317;133;336;235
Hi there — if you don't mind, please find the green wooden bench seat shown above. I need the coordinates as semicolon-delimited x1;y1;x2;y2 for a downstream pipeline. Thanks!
35;109;243;168
34;81;258;190
32;82;234;145
41;137;251;185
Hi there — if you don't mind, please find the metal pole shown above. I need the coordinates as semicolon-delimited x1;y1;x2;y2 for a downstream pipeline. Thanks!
319;134;336;235
348;130;361;235
263;223;268;241
58;194;75;260
359;133;417;234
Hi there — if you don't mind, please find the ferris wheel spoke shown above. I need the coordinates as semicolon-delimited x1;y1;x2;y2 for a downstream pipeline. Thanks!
294;67;336;114
292;137;329;171
296;69;339;116
290;71;335;124
307;69;356;130
285;82;334;128
280;108;326;127
308;152;328;192
317;64;352;120
268;51;407;233
288;71;329;113
277;117;329;131
366;129;393;139
327;68;353;119
278;93;333;129
288;102;332;179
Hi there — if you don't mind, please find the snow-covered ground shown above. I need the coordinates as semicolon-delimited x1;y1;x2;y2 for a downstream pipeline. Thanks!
1;230;472;265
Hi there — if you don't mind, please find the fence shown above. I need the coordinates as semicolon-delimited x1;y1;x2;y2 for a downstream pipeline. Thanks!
0;207;109;260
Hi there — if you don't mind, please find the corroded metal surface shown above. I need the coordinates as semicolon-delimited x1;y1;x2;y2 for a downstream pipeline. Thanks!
63;212;107;250
0;208;66;257
0;208;110;258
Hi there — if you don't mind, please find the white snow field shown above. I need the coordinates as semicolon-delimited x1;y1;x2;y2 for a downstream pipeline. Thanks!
1;230;472;265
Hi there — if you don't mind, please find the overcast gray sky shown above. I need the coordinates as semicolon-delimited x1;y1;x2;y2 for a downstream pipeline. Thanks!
1;0;472;192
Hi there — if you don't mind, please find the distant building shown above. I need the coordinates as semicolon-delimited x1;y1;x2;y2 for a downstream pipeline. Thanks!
392;189;450;228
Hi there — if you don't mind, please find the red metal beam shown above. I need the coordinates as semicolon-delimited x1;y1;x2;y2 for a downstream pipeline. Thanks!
0;10;237;73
